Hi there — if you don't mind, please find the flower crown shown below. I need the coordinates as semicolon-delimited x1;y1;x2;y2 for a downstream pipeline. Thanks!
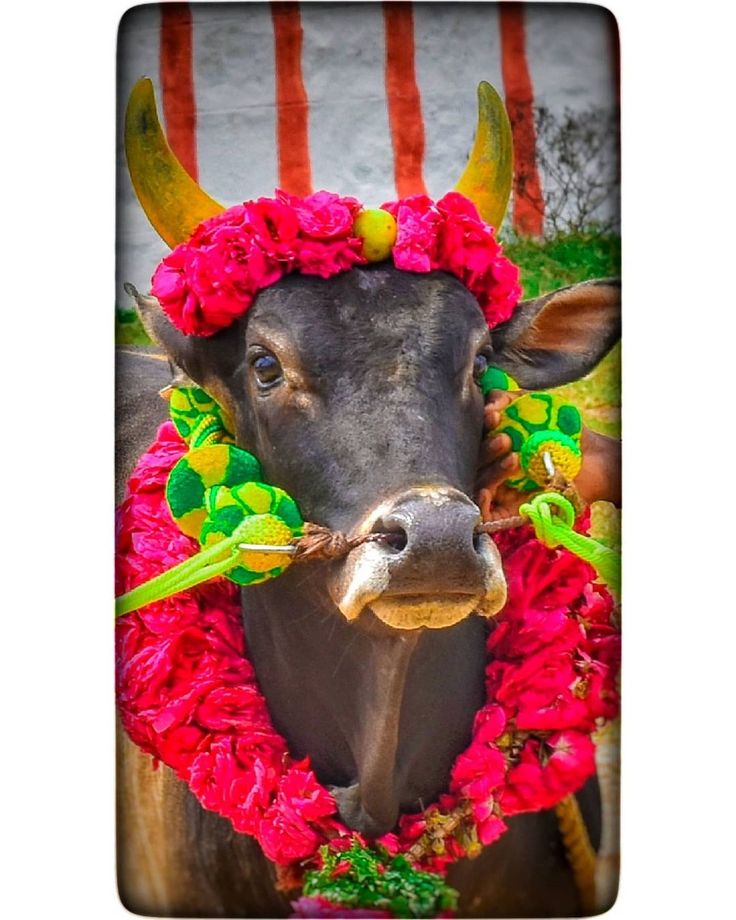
152;189;522;337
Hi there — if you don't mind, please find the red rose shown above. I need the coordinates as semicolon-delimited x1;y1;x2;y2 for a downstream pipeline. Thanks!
196;685;267;730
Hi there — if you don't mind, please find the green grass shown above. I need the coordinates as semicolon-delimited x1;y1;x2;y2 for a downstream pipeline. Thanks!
504;230;621;300
116;308;152;345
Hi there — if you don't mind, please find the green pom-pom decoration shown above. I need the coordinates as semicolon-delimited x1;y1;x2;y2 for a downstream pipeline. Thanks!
163;384;304;587
170;385;234;446
166;444;262;537
301;841;459;918
496;392;583;491
200;481;303;585
479;365;519;396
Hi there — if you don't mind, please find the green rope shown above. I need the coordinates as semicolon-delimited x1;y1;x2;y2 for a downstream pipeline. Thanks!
115;522;254;617
519;492;621;594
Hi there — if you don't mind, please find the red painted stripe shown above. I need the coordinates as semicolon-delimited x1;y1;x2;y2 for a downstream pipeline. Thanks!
499;4;544;236
160;3;198;181
271;2;312;196
383;2;427;197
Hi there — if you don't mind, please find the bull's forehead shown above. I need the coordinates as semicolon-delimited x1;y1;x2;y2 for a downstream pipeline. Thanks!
246;266;488;381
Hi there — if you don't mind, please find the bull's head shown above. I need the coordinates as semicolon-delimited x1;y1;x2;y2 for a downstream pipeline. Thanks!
126;79;620;635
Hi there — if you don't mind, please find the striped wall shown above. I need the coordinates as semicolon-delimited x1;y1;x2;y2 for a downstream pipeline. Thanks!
116;2;618;305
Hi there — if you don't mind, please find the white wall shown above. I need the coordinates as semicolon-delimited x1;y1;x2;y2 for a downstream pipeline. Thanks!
116;2;618;308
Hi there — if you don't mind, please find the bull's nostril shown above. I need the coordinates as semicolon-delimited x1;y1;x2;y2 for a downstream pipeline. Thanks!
472;531;483;553
371;517;408;553
385;530;408;552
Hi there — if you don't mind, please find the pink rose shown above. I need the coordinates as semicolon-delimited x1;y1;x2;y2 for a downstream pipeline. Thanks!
189;736;245;811
259;807;323;864
279;189;361;239
297;237;365;277
277;762;337;823
152;207;260;336
477;813;507;847
158;724;206;766
384;195;442;273
545;731;596;795
244;197;301;262
257;762;337;863
450;743;506;802
228;757;281;835
471;704;506;745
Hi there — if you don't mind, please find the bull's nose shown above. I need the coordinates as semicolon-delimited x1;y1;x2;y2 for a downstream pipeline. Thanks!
329;487;507;630
373;491;486;585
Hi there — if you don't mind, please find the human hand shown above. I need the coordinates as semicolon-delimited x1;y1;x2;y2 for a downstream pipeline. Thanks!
476;391;622;521
476;389;526;523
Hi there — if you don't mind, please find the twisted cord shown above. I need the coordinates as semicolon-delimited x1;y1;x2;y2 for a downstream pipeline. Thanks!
291;524;402;561
475;515;526;535
291;515;527;563
554;794;598;914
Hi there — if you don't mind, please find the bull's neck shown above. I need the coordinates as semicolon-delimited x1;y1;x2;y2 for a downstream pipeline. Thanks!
240;565;487;838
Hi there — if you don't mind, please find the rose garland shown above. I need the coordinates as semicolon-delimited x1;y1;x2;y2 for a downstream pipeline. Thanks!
116;422;620;914
150;190;522;337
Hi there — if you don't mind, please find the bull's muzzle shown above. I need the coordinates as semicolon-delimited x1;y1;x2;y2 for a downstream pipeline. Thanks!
329;487;507;630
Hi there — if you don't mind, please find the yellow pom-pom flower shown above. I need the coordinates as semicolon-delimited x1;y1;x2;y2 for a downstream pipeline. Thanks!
354;208;398;263
234;514;295;573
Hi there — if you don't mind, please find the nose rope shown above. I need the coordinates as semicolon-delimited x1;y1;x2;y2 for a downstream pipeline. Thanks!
292;516;525;562
293;458;585;562
115;515;531;617
290;523;403;560
115;472;594;618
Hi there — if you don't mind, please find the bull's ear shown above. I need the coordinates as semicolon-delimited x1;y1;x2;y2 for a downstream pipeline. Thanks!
123;283;244;407
489;279;621;389
123;283;207;382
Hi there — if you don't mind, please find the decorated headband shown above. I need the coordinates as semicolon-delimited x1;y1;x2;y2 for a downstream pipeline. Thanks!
126;78;521;337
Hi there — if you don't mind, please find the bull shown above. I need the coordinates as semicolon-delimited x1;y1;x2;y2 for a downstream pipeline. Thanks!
116;79;620;917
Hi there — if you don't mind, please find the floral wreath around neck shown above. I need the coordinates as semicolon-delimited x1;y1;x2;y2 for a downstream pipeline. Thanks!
116;419;620;917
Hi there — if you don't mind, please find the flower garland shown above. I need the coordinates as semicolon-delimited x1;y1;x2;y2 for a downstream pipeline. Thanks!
116;422;620;912
150;190;522;337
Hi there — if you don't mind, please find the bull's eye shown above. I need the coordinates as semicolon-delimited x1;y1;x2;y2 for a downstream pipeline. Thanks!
251;352;283;390
473;351;490;383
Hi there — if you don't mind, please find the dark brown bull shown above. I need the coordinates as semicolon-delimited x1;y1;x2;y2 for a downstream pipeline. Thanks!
116;80;620;917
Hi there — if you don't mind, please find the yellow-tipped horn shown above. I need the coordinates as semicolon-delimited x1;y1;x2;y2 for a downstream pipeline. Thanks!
125;78;224;248
454;81;513;232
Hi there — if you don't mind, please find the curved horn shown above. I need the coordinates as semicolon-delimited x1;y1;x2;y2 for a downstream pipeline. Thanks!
454;81;513;232
125;78;224;248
